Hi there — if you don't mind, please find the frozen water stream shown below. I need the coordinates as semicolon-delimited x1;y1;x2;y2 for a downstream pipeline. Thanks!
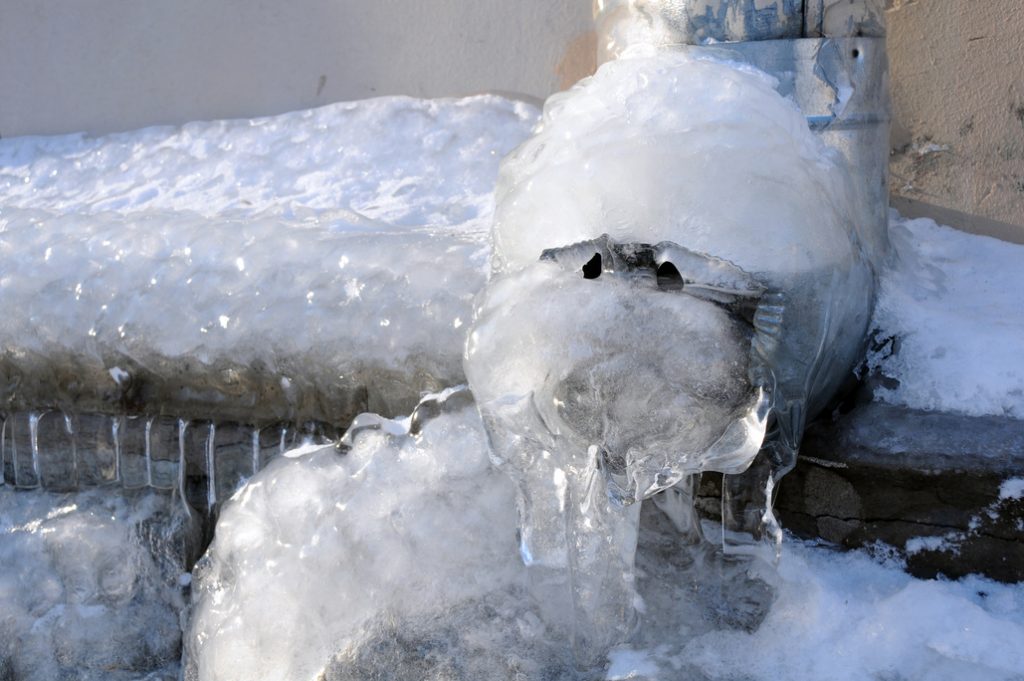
467;50;877;665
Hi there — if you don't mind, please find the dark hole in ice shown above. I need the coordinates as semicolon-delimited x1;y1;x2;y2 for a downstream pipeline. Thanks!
656;261;684;290
851;48;861;59
582;253;602;279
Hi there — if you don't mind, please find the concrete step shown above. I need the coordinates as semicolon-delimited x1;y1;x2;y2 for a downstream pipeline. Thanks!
777;401;1024;582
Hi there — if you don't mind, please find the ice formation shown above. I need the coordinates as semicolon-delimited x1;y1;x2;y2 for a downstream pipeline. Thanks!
3;54;1022;680
466;49;875;662
0;487;195;680
184;389;579;681
188;395;1024;681
0;96;537;426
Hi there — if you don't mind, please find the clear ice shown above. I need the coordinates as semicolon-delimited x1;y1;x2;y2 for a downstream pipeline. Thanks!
466;49;875;663
184;389;581;681
0;487;195;680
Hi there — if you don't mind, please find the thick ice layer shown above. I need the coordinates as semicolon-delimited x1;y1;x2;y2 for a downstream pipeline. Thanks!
184;391;552;681
186;401;1024;681
869;213;1024;418
0;96;538;424
0;487;196;680
491;50;868;280
481;48;877;529
467;50;876;662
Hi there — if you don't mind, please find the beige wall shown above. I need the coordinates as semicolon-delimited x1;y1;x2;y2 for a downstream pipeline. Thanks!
0;0;594;138
887;0;1024;241
1;0;1020;238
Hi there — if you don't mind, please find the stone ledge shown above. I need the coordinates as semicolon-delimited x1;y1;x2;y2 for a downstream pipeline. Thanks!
777;401;1024;582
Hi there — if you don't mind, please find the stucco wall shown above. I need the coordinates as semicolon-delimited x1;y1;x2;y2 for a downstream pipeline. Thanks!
887;0;1024;241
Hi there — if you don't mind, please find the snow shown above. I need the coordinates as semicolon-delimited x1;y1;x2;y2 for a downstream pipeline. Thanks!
0;96;538;422
0;487;195;680
870;213;1024;418
905;534;956;556
1000;478;1024;501
189;401;1024;681
0;96;534;225
673;541;1024;681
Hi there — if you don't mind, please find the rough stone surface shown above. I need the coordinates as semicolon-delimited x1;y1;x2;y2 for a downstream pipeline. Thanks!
776;401;1024;582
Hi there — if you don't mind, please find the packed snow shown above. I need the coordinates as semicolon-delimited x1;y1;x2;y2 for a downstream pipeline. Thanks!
0;487;196;680
869;213;1024;418
190;399;1024;681
0;96;538;422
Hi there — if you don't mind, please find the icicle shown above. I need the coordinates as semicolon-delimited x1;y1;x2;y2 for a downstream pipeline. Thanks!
28;412;42;488
144;417;154;487
206;423;217;513
251;427;261;476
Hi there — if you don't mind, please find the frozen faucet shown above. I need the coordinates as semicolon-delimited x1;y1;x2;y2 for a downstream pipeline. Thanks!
466;0;890;666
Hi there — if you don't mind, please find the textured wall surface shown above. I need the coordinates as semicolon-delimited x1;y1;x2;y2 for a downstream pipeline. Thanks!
887;0;1024;239
0;0;593;138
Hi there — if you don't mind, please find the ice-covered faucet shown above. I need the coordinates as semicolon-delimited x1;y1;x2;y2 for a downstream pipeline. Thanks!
589;0;892;545
465;0;890;667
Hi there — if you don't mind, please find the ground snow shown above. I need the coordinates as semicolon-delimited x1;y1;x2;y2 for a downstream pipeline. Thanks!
670;540;1024;681
871;213;1024;418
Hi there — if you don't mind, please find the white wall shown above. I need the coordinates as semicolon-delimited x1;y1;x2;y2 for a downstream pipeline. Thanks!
0;0;594;138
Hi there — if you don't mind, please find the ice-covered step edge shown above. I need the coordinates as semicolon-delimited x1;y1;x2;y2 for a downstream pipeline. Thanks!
0;93;539;429
0;410;338;518
690;401;1024;583
0;214;487;424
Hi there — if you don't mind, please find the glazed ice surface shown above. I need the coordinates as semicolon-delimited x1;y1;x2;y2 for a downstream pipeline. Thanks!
467;50;875;661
